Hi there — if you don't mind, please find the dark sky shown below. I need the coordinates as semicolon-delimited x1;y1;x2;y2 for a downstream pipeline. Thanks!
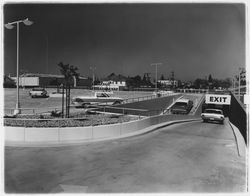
4;3;245;81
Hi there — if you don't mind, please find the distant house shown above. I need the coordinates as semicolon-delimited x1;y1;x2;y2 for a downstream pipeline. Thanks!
10;73;91;88
94;80;126;91
158;79;178;87
93;74;127;91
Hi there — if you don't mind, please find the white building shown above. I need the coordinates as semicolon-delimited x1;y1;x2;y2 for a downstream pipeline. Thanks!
10;73;91;87
158;79;178;87
94;80;126;91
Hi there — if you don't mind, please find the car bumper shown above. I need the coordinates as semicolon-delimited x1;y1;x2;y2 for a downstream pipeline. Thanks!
201;116;224;122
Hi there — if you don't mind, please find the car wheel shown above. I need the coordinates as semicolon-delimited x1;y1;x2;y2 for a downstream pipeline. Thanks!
203;119;207;123
220;121;224;125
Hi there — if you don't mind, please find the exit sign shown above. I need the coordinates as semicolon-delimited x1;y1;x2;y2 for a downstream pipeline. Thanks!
205;94;231;105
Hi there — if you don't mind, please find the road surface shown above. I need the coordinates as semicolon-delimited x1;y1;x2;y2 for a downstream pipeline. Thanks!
5;120;246;193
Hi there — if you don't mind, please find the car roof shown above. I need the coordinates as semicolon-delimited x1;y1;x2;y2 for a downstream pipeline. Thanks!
176;99;190;103
32;88;45;90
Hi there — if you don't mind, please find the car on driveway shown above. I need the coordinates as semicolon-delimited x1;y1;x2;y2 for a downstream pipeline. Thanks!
201;108;225;124
29;88;48;98
171;98;193;114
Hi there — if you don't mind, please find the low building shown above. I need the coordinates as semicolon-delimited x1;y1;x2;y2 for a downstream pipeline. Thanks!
10;73;91;88
158;79;178;87
94;80;126;91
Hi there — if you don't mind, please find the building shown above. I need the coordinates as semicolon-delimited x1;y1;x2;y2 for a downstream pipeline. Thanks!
10;73;92;88
94;80;126;91
158;79;178;87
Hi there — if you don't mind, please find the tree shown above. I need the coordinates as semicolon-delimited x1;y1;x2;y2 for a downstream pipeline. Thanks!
208;74;213;83
160;74;165;80
58;62;79;118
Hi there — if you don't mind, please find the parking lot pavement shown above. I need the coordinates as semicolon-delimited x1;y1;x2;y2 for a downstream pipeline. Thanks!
5;120;246;193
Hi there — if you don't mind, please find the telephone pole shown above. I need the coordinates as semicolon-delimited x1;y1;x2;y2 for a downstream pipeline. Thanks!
90;66;96;90
151;63;162;91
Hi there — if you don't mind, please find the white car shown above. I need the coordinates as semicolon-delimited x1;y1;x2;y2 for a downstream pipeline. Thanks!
201;109;225;124
29;88;48;98
72;91;123;108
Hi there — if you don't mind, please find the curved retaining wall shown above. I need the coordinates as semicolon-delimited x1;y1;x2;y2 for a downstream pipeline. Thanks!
5;114;197;144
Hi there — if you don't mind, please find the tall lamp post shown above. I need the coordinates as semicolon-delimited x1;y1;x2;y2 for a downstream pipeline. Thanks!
5;18;33;115
90;66;96;91
151;63;162;91
238;67;245;100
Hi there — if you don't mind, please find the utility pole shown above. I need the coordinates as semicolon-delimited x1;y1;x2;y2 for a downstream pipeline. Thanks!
90;66;96;91
238;67;245;100
151;63;162;91
46;36;49;74
233;78;235;94
171;71;175;89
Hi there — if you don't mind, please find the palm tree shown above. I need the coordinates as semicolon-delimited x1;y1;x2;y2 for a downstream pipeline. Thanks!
58;62;79;118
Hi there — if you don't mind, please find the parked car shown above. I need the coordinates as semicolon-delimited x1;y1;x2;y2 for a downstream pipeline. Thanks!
29;88;48;98
171;98;193;114
72;91;123;108
201;108;225;124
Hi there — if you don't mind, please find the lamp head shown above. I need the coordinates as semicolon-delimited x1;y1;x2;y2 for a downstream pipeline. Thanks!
5;23;14;29
23;18;33;26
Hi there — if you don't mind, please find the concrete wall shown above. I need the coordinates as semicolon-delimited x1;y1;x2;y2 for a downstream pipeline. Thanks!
5;127;25;142
5;114;198;144
59;127;93;141
229;92;247;144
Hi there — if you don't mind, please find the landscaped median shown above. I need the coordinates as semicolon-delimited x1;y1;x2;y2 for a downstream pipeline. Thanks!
5;114;200;147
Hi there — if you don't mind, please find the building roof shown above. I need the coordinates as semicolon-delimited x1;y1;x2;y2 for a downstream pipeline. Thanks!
19;73;87;79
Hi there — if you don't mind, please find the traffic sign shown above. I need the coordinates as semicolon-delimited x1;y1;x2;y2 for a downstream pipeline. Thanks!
205;94;231;105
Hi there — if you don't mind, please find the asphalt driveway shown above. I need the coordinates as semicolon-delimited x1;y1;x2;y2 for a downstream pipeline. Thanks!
5;120;246;193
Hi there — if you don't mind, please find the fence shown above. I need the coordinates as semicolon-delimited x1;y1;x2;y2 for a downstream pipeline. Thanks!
4;107;62;116
176;89;209;94
122;92;177;104
175;89;230;94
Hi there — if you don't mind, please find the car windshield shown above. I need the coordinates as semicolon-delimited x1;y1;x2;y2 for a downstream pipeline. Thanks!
205;109;222;114
97;93;110;97
33;88;44;91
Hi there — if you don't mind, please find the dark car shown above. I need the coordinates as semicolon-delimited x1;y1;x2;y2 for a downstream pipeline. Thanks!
171;99;193;114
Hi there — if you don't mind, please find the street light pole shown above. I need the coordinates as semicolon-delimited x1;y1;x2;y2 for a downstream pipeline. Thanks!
233;78;235;94
90;66;96;91
151;63;162;91
16;22;20;113
5;18;33;115
238;67;245;100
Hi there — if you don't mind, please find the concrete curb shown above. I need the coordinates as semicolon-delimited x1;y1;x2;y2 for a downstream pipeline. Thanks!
5;118;200;148
228;121;246;157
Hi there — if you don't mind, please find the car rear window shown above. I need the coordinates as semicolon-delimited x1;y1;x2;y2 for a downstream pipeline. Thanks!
205;109;222;114
174;102;187;107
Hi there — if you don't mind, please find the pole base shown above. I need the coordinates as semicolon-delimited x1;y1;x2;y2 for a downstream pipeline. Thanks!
13;109;21;115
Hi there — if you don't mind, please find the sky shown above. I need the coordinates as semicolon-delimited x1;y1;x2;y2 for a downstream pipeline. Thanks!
3;3;246;81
